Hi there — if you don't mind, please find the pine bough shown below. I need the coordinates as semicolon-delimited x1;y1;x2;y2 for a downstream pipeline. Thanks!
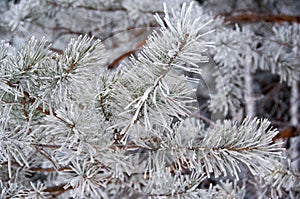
0;2;298;198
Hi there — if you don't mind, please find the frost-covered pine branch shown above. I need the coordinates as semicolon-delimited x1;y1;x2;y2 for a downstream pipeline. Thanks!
101;2;214;143
0;1;300;198
263;160;300;198
170;117;283;179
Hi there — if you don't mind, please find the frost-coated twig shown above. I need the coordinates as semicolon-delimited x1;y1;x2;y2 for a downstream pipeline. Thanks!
244;61;255;117
290;38;299;126
290;80;299;126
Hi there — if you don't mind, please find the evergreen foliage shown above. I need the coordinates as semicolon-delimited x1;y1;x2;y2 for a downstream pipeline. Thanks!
0;0;299;198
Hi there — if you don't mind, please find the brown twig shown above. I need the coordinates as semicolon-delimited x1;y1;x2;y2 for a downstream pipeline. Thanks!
22;96;30;122
272;125;300;141
220;11;300;24
44;184;73;197
64;62;77;75
49;47;64;55
29;167;72;172
45;0;126;12
107;49;137;69
33;145;60;170
107;39;147;69
31;143;61;149
98;93;110;121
